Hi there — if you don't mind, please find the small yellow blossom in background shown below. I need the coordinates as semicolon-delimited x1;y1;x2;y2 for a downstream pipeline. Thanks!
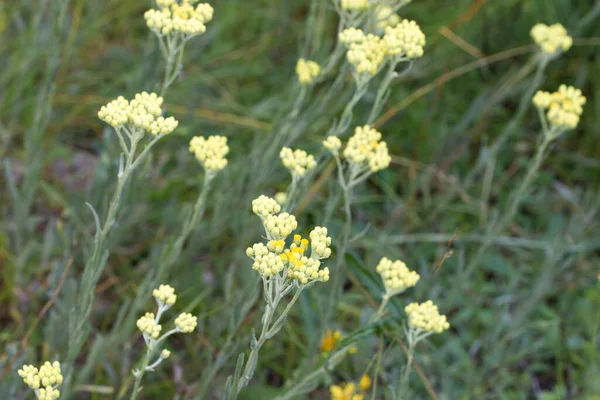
145;1;214;36
530;23;572;55
330;382;363;400
359;375;372;390
274;191;287;206
346;33;387;76
376;6;400;30
280;147;317;178
137;312;162;339
376;257;420;296
189;135;229;172
98;92;178;136
323;136;342;154
175;312;198;333
252;195;281;219
161;349;171;359
405;300;450;333
340;0;369;10
296;58;321;85
310;226;332;259
153;284;177;305
533;85;586;131
343;125;391;172
383;19;426;58
18;361;63;400
319;329;342;353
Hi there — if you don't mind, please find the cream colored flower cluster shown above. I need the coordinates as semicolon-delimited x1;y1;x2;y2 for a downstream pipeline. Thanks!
323;136;342;154
145;1;214;36
530;23;572;54
383;19;426;58
98;92;178;135
153;284;177;305
533;85;586;130
280;147;317;178
296;59;321;85
137;312;162;339
175;312;198;333
18;361;63;400
341;0;369;10
339;125;391;172
405;300;450;333
344;31;387;76
376;257;420;295
189;135;229;172
248;196;331;284
376;6;400;30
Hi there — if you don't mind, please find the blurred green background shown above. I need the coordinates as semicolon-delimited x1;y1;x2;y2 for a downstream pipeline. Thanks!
1;0;599;398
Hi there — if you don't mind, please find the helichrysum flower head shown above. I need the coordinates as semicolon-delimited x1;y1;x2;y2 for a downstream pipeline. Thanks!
153;284;177;306
376;6;400;30
252;195;281;219
533;85;586;131
319;329;342;353
310;226;332;259
530;23;572;55
296;58;321;85
137;312;162;339
343;125;391;172
405;300;450;333
339;28;367;45
359;375;372;391
383;19;426;58
161;349;171;359
345;33;387;76
330;382;363;400
145;1;214;36
323;136;342;154
274;192;287;206
189;135;229;172
247;243;285;277
19;361;63;400
280;147;317;178
175;312;198;333
263;212;298;240
341;0;369;10
98;92;178;135
376;257;419;295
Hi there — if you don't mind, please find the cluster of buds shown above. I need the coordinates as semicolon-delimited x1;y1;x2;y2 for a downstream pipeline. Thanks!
376;257;420;297
533;84;586;132
145;0;214;36
382;19;426;59
296;58;321;85
330;375;372;400
98;92;178;136
18;361;63;400
340;0;369;10
376;6;401;30
247;195;331;285
405;301;450;334
530;23;572;55
280;147;317;179
189;135;230;173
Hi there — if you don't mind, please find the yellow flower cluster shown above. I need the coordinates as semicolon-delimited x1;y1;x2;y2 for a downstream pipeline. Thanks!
161;349;171;359
189;135;229;172
533;85;586;130
376;257;420;294
264;212;298;240
345;32;387;76
330;382;364;400
340;0;369;10
283;234;330;284
98;92;178;135
247;243;285;277
145;1;214;36
323;136;342;154
280;147;317;178
252;195;281;219
319;329;342;353
343;125;391;172
310;227;332;259
18;362;63;400
383;19;426;58
376;6;400;30
153;284;177;305
530;23;572;54
296;59;321;85
405;301;450;333
339;28;367;45
274;192;287;206
175;312;198;333
137;312;162;339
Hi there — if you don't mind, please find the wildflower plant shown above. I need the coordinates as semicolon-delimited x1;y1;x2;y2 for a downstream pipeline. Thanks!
131;284;198;399
376;257;419;315
224;196;332;397
18;362;63;400
145;0;215;95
